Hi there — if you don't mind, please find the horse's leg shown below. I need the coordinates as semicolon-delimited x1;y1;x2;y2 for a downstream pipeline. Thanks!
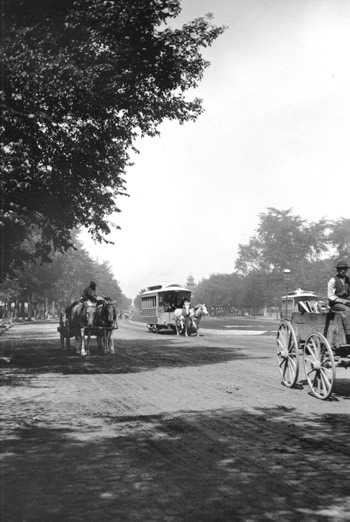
75;335;80;354
109;331;115;354
103;331;107;354
80;328;87;357
196;318;200;336
86;334;91;355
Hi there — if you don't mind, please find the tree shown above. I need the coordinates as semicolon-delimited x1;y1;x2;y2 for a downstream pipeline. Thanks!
0;0;224;279
328;218;350;259
2;239;131;316
235;208;329;275
193;273;243;309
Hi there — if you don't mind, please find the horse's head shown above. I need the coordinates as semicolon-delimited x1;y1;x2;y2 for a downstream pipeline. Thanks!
194;304;209;318
104;301;117;327
95;300;117;327
83;300;96;327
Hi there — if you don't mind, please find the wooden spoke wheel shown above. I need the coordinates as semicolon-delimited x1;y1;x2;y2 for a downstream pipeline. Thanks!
303;333;335;400
276;321;299;388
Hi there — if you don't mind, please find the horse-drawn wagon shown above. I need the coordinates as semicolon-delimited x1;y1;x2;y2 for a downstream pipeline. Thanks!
58;299;118;357
276;289;350;399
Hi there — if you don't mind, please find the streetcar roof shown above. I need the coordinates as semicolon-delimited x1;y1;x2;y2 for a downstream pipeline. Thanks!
141;284;191;296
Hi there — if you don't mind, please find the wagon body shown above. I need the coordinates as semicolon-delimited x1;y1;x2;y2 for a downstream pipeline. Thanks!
291;311;346;348
276;289;350;399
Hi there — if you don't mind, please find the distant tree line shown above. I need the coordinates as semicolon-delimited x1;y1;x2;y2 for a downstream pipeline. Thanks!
0;237;131;319
192;208;350;315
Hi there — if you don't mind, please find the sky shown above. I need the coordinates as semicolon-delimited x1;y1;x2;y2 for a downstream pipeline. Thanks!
81;0;350;299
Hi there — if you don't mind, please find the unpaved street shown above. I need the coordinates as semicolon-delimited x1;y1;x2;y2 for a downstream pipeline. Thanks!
1;320;350;521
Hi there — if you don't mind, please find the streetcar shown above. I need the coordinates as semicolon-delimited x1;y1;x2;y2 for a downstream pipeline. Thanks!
140;283;191;333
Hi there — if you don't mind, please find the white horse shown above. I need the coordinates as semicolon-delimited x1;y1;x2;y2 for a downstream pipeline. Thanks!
190;304;209;336
174;301;193;336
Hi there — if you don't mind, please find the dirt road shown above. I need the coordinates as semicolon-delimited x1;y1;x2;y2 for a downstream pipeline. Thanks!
1;320;350;521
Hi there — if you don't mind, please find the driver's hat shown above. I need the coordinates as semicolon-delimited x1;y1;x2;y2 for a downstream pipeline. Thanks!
336;260;350;269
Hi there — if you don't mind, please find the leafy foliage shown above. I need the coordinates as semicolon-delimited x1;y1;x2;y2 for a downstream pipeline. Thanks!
235;208;329;275
328;218;350;258
0;0;224;278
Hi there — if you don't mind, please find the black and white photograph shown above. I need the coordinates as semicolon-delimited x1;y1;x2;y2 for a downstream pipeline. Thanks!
1;1;350;520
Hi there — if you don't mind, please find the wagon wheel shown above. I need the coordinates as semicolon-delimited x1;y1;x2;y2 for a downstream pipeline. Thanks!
303;333;335;400
151;324;158;333
276;321;299;388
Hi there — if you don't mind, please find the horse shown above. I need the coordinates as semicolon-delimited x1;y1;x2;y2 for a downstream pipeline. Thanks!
190;304;209;336
174;301;193;336
65;300;96;357
93;299;118;354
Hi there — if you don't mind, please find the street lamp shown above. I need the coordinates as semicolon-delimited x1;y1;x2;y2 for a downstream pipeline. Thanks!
283;269;291;318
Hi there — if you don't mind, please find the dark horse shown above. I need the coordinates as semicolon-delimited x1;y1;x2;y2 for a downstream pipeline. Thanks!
65;301;96;357
93;300;118;354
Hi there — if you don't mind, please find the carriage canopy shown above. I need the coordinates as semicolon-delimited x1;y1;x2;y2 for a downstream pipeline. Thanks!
281;288;325;320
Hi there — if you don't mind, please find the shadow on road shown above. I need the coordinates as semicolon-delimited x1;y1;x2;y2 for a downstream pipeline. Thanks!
0;337;268;381
1;406;350;521
333;378;350;400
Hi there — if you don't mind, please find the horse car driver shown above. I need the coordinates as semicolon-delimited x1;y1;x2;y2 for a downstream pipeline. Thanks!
328;260;350;343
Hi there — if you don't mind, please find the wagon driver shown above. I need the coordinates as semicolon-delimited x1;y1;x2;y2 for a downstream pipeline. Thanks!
327;260;350;343
82;280;98;303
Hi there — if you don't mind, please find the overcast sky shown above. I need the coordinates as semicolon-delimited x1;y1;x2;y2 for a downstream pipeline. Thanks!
81;0;350;299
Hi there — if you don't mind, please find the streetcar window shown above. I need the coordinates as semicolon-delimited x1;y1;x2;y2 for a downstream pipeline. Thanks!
141;296;156;309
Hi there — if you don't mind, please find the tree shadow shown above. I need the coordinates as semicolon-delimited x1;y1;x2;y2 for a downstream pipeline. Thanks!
0;337;268;381
1;407;350;521
334;378;350;399
296;377;350;401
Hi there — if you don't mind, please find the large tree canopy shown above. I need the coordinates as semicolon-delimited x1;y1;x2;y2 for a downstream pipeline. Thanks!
0;0;223;278
235;208;329;275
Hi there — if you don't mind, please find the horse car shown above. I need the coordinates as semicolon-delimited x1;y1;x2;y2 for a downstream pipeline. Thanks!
141;284;192;333
140;284;208;336
276;288;350;399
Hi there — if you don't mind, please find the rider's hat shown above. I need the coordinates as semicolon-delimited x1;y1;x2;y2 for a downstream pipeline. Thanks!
336;260;350;269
